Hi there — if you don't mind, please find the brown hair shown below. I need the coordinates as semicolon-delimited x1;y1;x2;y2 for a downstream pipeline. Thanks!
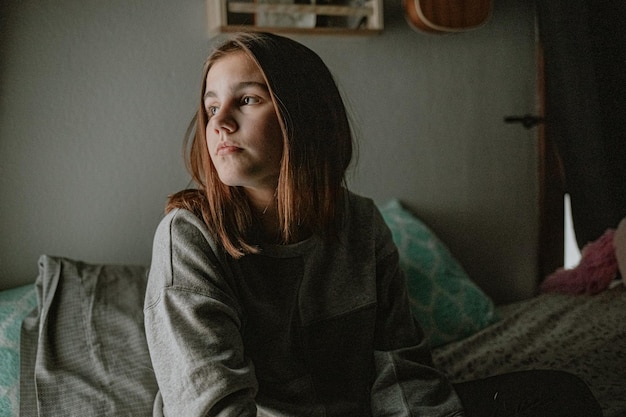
167;32;353;258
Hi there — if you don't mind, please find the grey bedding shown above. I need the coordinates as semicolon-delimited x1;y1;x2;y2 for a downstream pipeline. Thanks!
14;256;626;416
19;256;157;417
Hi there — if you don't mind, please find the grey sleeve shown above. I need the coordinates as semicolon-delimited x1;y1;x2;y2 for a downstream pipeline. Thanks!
369;208;464;417
144;209;258;417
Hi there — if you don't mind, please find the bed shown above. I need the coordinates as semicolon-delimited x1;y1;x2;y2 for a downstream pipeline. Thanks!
1;200;625;417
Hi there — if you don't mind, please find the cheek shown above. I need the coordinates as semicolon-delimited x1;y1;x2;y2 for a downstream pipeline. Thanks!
204;124;217;151
203;129;220;168
265;124;284;165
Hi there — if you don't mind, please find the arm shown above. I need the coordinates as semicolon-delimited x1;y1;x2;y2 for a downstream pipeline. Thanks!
370;210;464;417
144;209;258;417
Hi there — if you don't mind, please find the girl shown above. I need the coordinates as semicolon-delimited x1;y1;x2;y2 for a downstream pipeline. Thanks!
144;32;602;417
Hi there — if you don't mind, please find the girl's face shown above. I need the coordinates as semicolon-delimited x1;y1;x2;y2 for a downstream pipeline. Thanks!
204;52;283;195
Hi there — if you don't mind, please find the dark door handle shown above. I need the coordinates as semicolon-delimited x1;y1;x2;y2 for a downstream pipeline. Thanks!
504;114;545;129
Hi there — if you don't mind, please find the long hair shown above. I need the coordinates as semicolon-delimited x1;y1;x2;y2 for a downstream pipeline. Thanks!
167;32;354;258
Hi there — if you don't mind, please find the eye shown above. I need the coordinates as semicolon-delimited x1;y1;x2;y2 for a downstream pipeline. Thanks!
242;96;260;105
206;106;218;116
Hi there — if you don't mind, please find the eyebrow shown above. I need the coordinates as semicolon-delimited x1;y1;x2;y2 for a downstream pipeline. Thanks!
204;81;269;101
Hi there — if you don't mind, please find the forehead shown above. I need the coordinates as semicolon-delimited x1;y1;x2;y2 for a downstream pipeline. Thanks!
205;52;265;89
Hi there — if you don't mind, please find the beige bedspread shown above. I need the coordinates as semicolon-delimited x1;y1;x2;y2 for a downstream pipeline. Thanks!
433;284;626;417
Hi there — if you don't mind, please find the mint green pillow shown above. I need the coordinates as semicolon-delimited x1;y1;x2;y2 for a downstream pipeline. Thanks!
0;284;37;417
379;200;498;348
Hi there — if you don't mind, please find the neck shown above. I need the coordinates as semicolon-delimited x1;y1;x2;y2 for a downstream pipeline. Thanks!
245;187;281;241
259;206;282;243
246;188;276;214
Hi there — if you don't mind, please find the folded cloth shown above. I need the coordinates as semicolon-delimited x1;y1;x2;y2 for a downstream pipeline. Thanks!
615;217;626;283
541;229;617;295
20;255;157;417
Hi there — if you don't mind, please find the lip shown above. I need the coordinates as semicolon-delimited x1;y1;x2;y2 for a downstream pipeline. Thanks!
216;142;243;156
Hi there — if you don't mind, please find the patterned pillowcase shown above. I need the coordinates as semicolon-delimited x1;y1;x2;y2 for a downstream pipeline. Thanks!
0;284;37;417
379;199;498;348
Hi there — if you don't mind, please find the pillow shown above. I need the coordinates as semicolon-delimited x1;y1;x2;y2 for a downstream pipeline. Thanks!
379;199;498;347
615;217;626;285
0;284;37;417
19;255;158;417
615;217;626;278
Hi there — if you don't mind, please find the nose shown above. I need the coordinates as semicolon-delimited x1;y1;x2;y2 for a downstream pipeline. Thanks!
208;106;237;134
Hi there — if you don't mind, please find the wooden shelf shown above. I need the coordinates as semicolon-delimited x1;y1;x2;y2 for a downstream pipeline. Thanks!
208;0;383;36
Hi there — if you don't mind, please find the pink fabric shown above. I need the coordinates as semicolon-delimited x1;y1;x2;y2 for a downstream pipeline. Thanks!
615;218;626;282
541;229;617;295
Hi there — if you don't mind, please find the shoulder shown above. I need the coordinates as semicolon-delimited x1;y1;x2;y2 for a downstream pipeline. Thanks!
344;190;377;221
155;207;230;255
147;209;228;296
152;208;228;267
155;208;210;244
344;191;387;231
343;191;395;256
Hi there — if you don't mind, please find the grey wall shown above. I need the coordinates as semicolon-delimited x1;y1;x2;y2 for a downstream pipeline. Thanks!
0;0;538;303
